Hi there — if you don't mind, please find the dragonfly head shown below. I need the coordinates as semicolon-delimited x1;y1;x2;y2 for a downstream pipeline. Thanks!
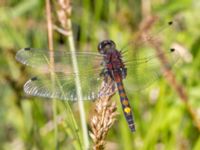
98;40;116;54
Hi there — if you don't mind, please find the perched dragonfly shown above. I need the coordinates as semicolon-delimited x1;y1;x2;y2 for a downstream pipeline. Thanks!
16;39;179;132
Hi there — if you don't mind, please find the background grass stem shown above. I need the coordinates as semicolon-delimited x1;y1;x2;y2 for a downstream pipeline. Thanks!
45;0;58;149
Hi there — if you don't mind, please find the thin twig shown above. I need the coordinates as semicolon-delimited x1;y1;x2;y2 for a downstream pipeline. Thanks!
45;0;58;149
46;0;54;54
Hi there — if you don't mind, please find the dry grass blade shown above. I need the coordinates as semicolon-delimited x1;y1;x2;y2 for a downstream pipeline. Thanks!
45;0;59;149
89;95;118;150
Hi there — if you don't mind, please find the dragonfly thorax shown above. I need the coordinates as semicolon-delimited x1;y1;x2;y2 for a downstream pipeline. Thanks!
98;40;127;80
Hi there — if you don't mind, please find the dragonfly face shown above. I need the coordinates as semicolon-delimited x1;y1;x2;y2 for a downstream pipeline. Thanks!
16;39;180;132
98;40;116;54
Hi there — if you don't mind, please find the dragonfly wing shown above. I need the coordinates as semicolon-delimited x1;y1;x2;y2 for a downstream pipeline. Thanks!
24;72;116;101
16;48;117;100
124;48;180;91
16;48;103;74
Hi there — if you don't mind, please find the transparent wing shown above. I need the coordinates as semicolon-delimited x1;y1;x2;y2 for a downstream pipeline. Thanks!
16;48;117;100
24;72;116;101
123;47;180;91
16;48;103;74
117;20;179;91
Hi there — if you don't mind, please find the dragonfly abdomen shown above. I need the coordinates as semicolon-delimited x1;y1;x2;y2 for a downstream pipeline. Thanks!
116;81;136;132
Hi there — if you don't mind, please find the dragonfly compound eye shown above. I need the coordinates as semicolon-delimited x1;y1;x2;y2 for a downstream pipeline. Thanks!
98;40;116;54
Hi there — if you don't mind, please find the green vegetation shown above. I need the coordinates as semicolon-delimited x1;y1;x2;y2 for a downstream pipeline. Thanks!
0;0;199;149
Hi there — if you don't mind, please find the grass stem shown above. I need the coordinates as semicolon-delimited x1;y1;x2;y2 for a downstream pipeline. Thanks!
56;0;90;149
67;19;90;150
45;0;58;149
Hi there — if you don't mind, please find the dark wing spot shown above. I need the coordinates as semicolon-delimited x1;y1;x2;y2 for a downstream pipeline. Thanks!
24;47;31;51
31;76;38;81
168;21;173;25
170;48;175;52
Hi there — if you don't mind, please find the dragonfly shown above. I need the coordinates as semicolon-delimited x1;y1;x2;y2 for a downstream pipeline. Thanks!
16;39;179;132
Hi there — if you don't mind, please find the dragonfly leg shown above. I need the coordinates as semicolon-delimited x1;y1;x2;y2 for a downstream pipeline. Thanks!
121;68;127;79
100;69;114;81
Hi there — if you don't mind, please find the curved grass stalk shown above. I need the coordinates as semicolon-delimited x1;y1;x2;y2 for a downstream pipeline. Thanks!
67;20;90;150
56;0;90;149
46;0;88;149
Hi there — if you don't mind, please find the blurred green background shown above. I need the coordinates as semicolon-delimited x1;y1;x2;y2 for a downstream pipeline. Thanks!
0;0;200;150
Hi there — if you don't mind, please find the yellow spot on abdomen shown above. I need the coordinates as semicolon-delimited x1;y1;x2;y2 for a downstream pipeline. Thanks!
124;107;131;114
